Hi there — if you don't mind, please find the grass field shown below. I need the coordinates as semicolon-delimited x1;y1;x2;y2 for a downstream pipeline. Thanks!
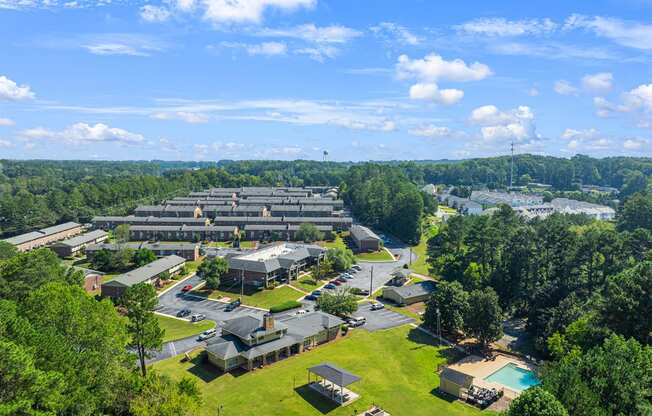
156;314;216;343
196;285;304;309
409;217;439;276
317;232;349;250
152;325;487;416
356;249;395;262
291;276;322;293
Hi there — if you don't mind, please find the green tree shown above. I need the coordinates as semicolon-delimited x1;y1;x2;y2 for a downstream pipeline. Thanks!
461;262;483;291
310;257;333;280
114;247;135;271
326;247;355;272
317;288;358;317
0;241;17;260
133;248;157;267
506;387;568;416
114;224;131;243
618;192;652;232
599;261;652;343
295;223;324;243
122;283;163;377
197;256;229;290
465;288;503;347
129;372;202;416
424;281;469;334
89;248;114;272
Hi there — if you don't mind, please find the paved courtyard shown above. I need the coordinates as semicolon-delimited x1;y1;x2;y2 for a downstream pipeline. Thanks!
354;301;415;331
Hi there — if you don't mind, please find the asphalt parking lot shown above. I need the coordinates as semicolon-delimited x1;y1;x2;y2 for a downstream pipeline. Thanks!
354;302;415;331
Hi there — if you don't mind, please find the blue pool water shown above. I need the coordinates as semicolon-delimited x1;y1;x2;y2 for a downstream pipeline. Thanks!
483;363;540;392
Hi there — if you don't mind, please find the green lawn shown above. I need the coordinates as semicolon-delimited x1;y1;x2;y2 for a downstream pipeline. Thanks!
152;326;487;416
291;275;322;293
195;285;304;309
156;314;216;343
410;217;439;276
356;249;395;262
317;232;349;250
205;241;232;248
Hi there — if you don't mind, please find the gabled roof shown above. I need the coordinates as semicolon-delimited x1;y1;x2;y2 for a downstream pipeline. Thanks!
108;255;185;288
350;224;381;242
222;315;288;342
384;281;436;299
55;230;107;248
440;367;474;386
308;363;361;386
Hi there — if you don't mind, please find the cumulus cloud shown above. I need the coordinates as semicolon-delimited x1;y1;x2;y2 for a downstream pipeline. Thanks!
565;14;652;50
455;17;557;37
408;83;463;105
592;83;652;122
408;125;451;138
21;123;145;144
0;117;15;126
140;5;171;22
202;0;315;25
0;75;35;101
257;23;361;44
370;22;422;46
396;53;492;82
151;111;210;123
470;105;537;142
0;139;12;148
581;72;613;94
554;80;579;96
561;128;612;151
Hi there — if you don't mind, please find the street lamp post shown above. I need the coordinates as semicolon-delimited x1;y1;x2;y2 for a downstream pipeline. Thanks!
436;308;441;347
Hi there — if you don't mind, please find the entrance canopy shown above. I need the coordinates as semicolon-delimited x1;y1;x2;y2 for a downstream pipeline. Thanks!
308;363;361;387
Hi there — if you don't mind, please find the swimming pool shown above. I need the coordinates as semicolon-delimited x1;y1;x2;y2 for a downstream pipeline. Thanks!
483;363;540;392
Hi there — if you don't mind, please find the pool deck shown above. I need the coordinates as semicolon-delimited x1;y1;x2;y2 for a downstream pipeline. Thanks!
446;353;537;399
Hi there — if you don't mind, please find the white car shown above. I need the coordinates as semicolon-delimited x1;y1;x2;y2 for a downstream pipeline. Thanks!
370;302;385;311
198;328;217;341
294;309;308;316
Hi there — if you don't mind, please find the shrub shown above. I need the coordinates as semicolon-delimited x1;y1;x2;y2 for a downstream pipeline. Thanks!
269;300;302;313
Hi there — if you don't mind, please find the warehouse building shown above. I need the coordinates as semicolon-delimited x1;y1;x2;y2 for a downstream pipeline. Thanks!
51;229;109;257
2;222;84;252
101;255;186;299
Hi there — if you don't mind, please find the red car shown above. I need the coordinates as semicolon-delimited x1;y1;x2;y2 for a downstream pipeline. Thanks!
330;280;342;286
181;284;193;292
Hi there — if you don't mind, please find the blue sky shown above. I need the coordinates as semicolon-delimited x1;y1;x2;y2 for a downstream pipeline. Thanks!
1;0;652;161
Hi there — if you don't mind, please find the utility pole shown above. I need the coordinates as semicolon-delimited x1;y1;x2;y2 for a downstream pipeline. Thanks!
409;247;413;266
436;308;441;347
369;266;374;297
509;140;515;190
240;269;244;298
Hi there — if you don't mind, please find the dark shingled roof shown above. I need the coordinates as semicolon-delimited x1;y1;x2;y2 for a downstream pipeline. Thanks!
350;224;381;242
308;363;361;386
440;368;474;386
384;281;436;299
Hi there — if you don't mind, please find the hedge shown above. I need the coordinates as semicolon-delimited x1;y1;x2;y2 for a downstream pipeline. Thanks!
269;300;302;313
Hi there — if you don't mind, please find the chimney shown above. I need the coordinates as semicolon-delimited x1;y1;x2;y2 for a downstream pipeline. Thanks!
263;313;274;331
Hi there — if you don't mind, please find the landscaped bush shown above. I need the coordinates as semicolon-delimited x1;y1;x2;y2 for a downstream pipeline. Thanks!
269;300;302;313
349;287;365;296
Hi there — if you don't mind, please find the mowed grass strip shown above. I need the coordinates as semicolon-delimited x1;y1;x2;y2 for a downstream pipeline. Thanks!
196;285;304;309
355;249;395;262
152;325;487;416
156;314;215;343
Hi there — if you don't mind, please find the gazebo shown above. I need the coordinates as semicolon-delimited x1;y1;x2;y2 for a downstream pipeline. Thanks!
307;363;361;405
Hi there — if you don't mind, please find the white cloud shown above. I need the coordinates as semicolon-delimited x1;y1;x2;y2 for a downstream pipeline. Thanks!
140;5;171;22
257;23;361;44
220;41;287;56
408;83;464;105
528;87;539;97
470;105;536;142
593;83;652;121
624;139;644;150
202;0;315;25
456;17;557;37
561;128;612;151
152;111;210;123
0;117;15;126
408;125;451;138
581;72;613;94
565;14;652;50
489;41;617;61
396;53;492;82
370;22;422;46
623;83;652;111
81;34;166;56
295;45;338;62
21;122;145;144
0;75;35;101
554;80;578;96
0;139;12;148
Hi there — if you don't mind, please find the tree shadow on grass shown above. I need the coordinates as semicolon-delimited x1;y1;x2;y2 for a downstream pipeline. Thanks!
294;384;340;414
407;328;465;362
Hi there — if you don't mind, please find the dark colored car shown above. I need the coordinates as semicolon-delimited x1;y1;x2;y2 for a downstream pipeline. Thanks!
336;277;347;283
177;308;191;317
330;280;342;286
224;299;241;312
311;290;322;296
324;283;336;290
304;294;318;301
181;284;193;292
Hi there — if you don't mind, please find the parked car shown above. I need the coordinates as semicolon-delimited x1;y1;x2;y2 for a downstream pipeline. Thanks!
198;328;217;341
180;284;193;292
358;289;370;296
191;313;206;322
294;309;308;316
324;283;336;290
224;299;241;312
347;316;366;327
342;274;354;280
311;290;322;296
346;268;357;274
330;280;342;286
177;308;191;317
304;294;318;301
351;265;362;272
336;276;347;283
370;302;385;311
